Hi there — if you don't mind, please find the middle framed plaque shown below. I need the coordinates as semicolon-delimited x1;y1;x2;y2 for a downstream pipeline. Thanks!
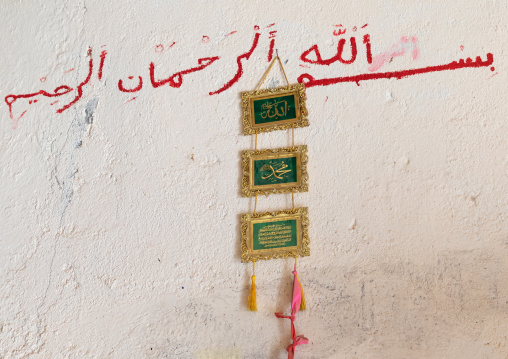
240;207;310;263
241;145;308;197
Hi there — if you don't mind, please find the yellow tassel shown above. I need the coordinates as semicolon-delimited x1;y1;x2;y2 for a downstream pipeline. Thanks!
297;274;306;311
248;275;257;311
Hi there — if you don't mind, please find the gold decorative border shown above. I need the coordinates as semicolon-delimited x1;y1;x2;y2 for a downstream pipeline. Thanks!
241;207;310;263
241;83;308;135
241;145;309;197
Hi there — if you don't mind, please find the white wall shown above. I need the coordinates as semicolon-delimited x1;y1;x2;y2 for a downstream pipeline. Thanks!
1;1;507;358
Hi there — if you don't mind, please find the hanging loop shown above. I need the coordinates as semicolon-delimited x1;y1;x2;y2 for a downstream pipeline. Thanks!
256;49;290;93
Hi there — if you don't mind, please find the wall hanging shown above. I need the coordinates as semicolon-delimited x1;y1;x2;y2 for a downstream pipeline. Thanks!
239;52;310;358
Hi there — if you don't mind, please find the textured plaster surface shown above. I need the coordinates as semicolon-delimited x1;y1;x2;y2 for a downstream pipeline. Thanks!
1;1;508;358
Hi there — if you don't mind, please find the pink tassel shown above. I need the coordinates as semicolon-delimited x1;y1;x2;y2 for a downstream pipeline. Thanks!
274;261;308;358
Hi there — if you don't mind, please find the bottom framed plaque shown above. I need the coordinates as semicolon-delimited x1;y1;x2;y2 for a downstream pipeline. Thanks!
241;207;310;262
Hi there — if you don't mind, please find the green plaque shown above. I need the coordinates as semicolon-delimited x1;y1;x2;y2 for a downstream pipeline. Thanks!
241;207;310;262
252;219;297;250
241;83;308;135
252;94;297;125
253;156;298;186
241;146;308;197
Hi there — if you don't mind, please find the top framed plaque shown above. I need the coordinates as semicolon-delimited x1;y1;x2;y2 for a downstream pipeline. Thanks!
241;83;308;135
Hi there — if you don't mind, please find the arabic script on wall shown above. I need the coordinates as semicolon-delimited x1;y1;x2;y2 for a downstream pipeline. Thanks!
4;23;495;129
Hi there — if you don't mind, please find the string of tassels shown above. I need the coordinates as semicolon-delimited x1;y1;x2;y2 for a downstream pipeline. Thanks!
274;255;309;358
294;256;306;310
248;260;257;311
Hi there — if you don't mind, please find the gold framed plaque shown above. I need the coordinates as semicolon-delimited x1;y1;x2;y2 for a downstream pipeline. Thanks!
241;83;308;135
240;207;310;263
241;145;308;197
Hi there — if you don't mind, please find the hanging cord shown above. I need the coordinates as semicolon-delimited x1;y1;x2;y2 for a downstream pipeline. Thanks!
255;131;258;151
276;50;290;89
292;123;295;149
254;193;258;215
256;49;290;93
292;188;295;211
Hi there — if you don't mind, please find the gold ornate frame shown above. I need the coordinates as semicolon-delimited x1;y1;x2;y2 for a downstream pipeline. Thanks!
241;145;309;197
241;83;308;135
240;207;310;263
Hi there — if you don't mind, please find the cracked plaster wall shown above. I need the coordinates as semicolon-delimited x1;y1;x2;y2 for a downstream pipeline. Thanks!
1;1;507;358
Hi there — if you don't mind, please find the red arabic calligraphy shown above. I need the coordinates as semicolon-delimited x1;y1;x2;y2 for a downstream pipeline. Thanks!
267;30;277;62
298;53;494;88
56;49;94;114
150;57;219;88
364;34;372;64
208;28;261;95
5;85;73;129
301;36;358;65
118;76;143;92
3;24;496;129
369;36;419;72
98;50;107;81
